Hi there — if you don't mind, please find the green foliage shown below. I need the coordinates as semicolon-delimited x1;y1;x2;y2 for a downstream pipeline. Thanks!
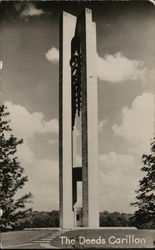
131;138;155;229
0;104;32;230
100;211;133;227
26;210;59;228
20;210;133;229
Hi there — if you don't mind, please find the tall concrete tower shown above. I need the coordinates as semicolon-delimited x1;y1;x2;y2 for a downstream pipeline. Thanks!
59;8;99;228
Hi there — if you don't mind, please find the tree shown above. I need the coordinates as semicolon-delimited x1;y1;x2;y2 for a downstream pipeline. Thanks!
100;211;133;227
131;138;155;229
27;210;59;228
0;104;32;230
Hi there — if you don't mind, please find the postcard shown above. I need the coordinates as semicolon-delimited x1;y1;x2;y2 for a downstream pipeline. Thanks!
0;0;154;249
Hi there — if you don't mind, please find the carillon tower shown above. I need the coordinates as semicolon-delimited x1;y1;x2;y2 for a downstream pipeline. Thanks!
59;8;99;228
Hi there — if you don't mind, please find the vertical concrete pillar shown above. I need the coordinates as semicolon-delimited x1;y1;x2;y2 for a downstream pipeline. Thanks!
59;12;77;228
78;9;99;228
85;10;99;228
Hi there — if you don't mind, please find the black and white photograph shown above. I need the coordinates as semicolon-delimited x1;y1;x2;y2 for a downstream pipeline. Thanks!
0;0;154;249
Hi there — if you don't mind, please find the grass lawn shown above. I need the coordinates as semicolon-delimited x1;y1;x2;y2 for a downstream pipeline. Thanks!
51;229;155;249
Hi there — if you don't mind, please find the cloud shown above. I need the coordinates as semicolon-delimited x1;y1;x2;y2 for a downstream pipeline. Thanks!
99;151;142;212
15;2;44;18
21;4;44;18
99;119;108;132
97;52;146;83
4;101;59;210
44;49;146;85
0;61;2;81
99;151;135;174
0;61;2;70
5;101;58;139
148;0;155;6
112;92;154;154
45;47;59;63
17;143;34;165
16;154;59;210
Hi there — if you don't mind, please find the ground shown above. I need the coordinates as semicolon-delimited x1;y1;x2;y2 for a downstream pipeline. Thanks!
1;229;56;249
1;228;154;249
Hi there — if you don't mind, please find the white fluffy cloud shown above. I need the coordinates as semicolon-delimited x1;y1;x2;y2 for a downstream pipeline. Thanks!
16;154;59;210
45;47;59;63
18;3;44;18
112;93;154;154
44;49;146;84
17;142;34;165
5;101;59;210
97;52;146;83
5;101;58;139
99;151;142;212
99;151;135;174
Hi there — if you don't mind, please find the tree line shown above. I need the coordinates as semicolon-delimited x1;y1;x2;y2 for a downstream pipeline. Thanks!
0;209;135;230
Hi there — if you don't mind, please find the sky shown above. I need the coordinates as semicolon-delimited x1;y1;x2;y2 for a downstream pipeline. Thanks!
0;0;154;213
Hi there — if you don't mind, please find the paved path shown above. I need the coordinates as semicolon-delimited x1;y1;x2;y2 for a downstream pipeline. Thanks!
34;229;68;249
2;229;59;249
